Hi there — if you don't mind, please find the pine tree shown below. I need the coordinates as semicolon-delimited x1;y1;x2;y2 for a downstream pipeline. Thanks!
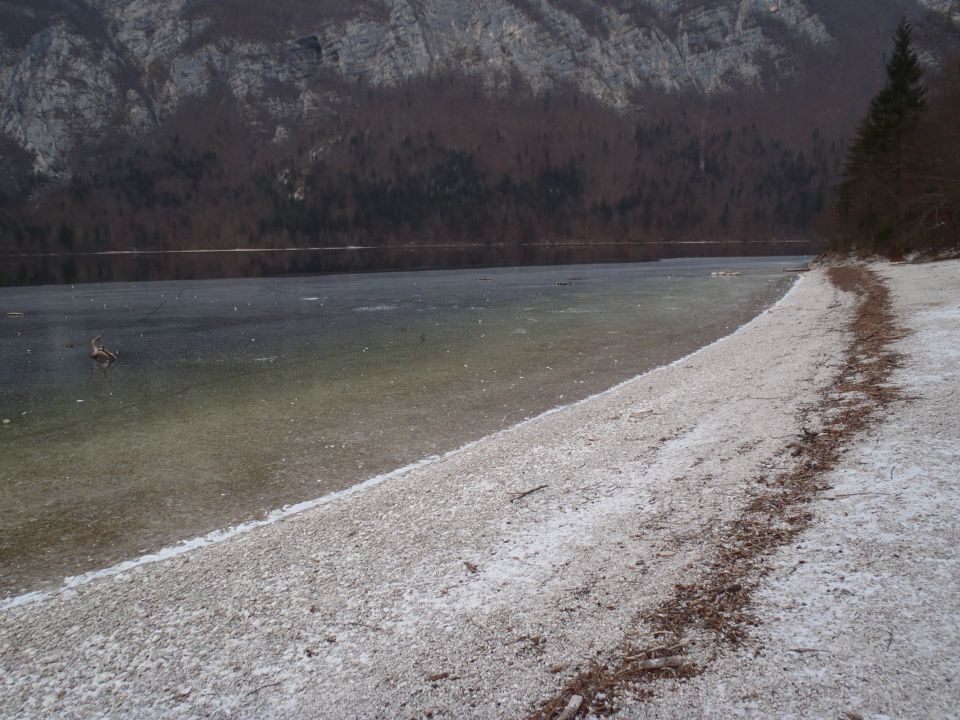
838;17;925;251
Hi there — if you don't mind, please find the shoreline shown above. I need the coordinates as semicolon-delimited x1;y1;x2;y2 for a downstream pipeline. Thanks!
624;260;960;718
1;271;802;612
4;263;955;718
0;269;847;719
2;250;817;287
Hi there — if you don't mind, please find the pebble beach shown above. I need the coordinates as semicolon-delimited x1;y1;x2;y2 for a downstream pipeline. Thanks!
2;262;958;719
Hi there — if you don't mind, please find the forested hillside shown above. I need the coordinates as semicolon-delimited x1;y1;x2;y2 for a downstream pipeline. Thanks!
1;79;837;252
1;1;958;283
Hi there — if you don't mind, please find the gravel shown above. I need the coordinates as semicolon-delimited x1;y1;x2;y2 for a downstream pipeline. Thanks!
618;260;960;719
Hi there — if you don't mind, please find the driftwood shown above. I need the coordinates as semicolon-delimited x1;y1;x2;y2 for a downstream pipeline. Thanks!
627;655;686;670
637;638;690;655
555;694;583;720
824;492;893;501
509;484;548;503
244;681;281;696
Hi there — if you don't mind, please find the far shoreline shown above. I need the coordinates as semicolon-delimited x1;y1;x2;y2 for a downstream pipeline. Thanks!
0;244;817;287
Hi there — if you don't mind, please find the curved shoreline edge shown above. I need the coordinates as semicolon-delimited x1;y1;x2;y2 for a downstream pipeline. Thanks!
1;275;802;613
623;260;960;719
4;262;957;718
9;264;930;720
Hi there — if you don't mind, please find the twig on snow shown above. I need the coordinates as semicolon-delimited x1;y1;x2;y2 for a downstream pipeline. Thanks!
509;484;549;503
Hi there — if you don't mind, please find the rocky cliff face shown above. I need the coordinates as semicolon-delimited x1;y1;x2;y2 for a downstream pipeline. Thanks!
918;0;960;22
1;0;956;282
4;0;950;179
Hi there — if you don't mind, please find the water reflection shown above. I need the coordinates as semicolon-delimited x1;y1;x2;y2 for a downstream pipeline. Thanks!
1;242;819;286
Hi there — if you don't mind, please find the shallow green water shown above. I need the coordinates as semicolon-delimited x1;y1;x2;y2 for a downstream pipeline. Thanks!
0;258;800;597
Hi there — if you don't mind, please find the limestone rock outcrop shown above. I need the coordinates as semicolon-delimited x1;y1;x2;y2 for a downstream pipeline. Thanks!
0;0;950;177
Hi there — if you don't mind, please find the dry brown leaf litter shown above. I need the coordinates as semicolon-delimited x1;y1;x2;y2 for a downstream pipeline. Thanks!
530;265;907;720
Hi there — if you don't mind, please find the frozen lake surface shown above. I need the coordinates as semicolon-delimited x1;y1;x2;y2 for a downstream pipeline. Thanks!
0;258;800;597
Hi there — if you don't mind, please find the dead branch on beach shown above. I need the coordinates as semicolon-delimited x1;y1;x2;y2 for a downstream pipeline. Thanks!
244;681;281;697
626;638;690;658
824;492;894;501
623;655;686;670
509;484;549;503
555;695;583;720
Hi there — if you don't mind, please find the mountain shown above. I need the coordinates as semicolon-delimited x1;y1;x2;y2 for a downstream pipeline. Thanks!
0;0;957;283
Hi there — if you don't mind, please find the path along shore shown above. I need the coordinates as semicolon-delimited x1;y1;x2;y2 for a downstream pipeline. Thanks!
1;262;957;719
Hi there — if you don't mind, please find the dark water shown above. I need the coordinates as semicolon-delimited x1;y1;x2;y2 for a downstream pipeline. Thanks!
0;258;802;597
1;241;820;286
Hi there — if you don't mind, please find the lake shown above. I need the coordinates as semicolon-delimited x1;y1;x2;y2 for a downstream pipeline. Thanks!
0;257;801;599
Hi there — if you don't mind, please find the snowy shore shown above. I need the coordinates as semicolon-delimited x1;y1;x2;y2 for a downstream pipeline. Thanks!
1;262;955;719
624;261;960;719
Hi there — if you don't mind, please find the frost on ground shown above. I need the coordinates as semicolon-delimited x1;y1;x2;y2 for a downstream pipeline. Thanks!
2;263;954;720
625;260;960;719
